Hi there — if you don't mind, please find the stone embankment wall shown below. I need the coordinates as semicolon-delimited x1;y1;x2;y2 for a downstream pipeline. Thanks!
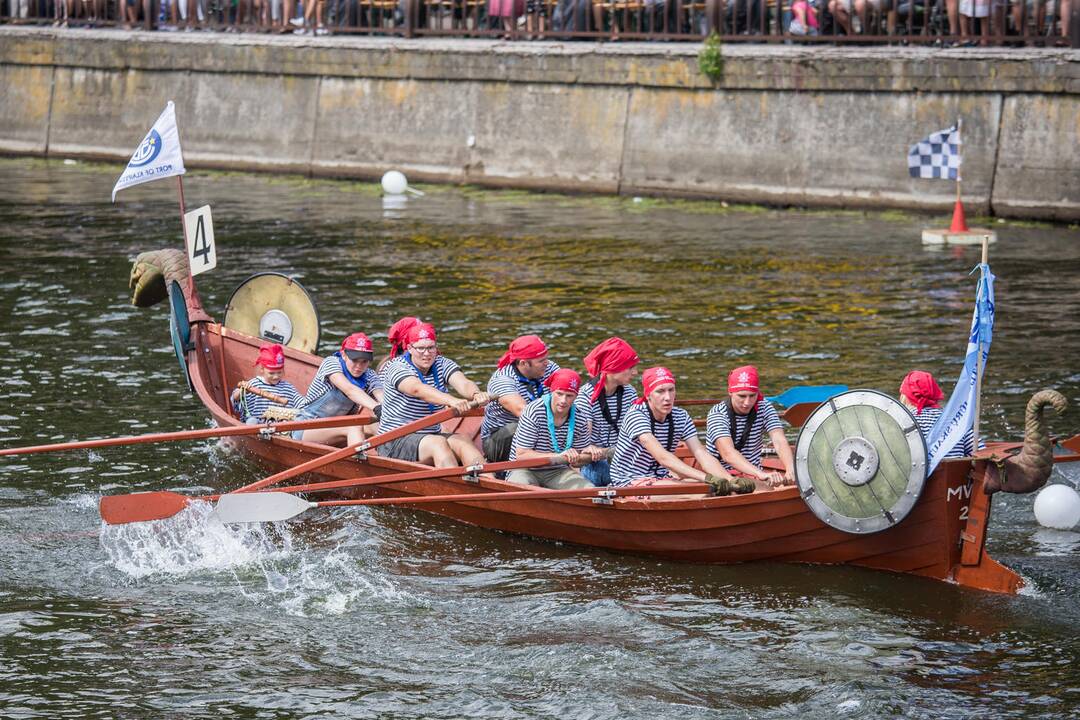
1;27;1078;219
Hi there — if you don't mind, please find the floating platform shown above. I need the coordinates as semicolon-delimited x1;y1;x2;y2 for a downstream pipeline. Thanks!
921;229;998;245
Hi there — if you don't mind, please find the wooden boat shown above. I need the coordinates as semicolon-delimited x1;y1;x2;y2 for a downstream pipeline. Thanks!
143;252;1078;596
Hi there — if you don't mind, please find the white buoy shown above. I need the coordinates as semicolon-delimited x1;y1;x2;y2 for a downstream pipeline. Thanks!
381;170;408;195
1033;484;1080;530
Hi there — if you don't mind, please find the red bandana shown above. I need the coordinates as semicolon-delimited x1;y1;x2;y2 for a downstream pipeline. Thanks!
634;366;676;404
387;317;421;359
901;370;944;414
728;365;763;403
497;335;548;369
254;343;285;371
406;323;437;347
544;368;581;394
583;337;640;402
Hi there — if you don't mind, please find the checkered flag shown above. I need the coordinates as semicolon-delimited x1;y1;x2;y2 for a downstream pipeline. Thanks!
908;126;961;180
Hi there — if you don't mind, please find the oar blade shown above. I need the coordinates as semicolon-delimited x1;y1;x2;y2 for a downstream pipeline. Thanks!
780;401;822;428
99;491;192;525
214;492;315;524
768;385;848;408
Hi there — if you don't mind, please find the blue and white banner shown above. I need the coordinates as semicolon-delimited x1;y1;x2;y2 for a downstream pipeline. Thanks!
925;262;995;473
111;101;186;202
908;125;961;180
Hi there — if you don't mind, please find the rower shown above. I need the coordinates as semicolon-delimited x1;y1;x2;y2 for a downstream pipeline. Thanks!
231;343;306;424
900;370;982;457
706;365;796;488
480;334;560;463
377;316;421;373
377;322;490;467
609;367;736;492
290;333;383;446
573;336;640;486
507;369;605;489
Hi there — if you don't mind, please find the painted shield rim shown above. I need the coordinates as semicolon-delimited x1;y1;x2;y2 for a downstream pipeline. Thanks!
794;389;928;535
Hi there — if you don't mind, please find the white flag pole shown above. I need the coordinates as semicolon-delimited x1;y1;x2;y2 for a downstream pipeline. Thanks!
972;234;989;455
955;117;963;206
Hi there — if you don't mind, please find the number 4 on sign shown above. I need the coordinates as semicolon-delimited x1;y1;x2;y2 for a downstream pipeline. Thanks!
184;204;217;276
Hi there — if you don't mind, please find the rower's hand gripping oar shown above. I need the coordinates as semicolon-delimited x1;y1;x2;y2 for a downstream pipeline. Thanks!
215;479;711;524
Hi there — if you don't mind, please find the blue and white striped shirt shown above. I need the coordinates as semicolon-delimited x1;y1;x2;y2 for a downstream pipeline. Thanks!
914;406;982;458
573;380;638;448
480;360;561;439
609;405;698;487
304;353;382;409
705;399;783;470
233;377;306;424
509;396;591;461
379;354;462;434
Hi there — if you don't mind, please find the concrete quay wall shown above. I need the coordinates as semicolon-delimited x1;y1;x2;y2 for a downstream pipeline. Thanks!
1;27;1078;220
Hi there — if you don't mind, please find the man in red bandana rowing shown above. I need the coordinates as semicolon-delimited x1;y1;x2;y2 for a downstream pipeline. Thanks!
609;366;741;494
377;322;491;467
480;334;561;463
573;337;641;486
899;370;981;457
706;365;795;488
507;369;606;489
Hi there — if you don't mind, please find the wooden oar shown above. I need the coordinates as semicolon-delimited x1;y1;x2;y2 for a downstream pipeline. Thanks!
0;412;373;458
99;453;569;525
230;396;494;495
214;482;713;524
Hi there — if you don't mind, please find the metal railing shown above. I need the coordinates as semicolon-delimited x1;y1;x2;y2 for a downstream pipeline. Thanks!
2;0;1077;45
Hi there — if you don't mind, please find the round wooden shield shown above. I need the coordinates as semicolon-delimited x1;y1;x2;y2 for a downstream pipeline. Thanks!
222;273;320;354
794;390;928;535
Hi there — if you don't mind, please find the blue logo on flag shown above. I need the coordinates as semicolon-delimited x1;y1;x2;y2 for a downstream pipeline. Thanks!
129;130;163;168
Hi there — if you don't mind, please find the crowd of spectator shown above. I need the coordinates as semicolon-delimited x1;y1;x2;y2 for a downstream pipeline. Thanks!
2;0;1073;44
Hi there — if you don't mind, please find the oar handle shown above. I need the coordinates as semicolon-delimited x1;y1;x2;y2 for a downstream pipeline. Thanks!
237;381;289;406
0;412;373;457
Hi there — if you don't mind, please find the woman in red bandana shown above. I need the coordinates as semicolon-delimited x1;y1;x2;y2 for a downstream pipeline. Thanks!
706;366;795;488
480;334;561;463
507;369;606;489
608;367;734;491
377;323;492;467
573;337;641;486
377;316;422;373
900;370;980;457
231;343;306;424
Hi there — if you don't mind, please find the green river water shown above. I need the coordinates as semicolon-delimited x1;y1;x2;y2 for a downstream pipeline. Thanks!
0;157;1078;718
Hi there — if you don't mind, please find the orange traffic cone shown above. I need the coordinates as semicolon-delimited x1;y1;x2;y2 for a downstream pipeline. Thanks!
949;199;969;233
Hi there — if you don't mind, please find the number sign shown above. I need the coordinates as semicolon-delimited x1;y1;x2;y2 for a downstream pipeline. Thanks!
184;204;217;276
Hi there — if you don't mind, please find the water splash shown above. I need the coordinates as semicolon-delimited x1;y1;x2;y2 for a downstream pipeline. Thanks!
99;500;290;580
99;502;415;615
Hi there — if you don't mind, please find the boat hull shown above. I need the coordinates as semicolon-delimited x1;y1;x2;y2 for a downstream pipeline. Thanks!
185;320;1022;594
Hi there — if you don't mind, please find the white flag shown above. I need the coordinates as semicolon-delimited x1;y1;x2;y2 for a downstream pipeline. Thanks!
111;101;186;202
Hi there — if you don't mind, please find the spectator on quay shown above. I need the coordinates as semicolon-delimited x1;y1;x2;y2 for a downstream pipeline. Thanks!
789;0;820;34
301;0;328;34
489;0;520;37
1013;0;1071;40
827;0;856;33
524;0;547;37
959;0;990;43
53;0;72;26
